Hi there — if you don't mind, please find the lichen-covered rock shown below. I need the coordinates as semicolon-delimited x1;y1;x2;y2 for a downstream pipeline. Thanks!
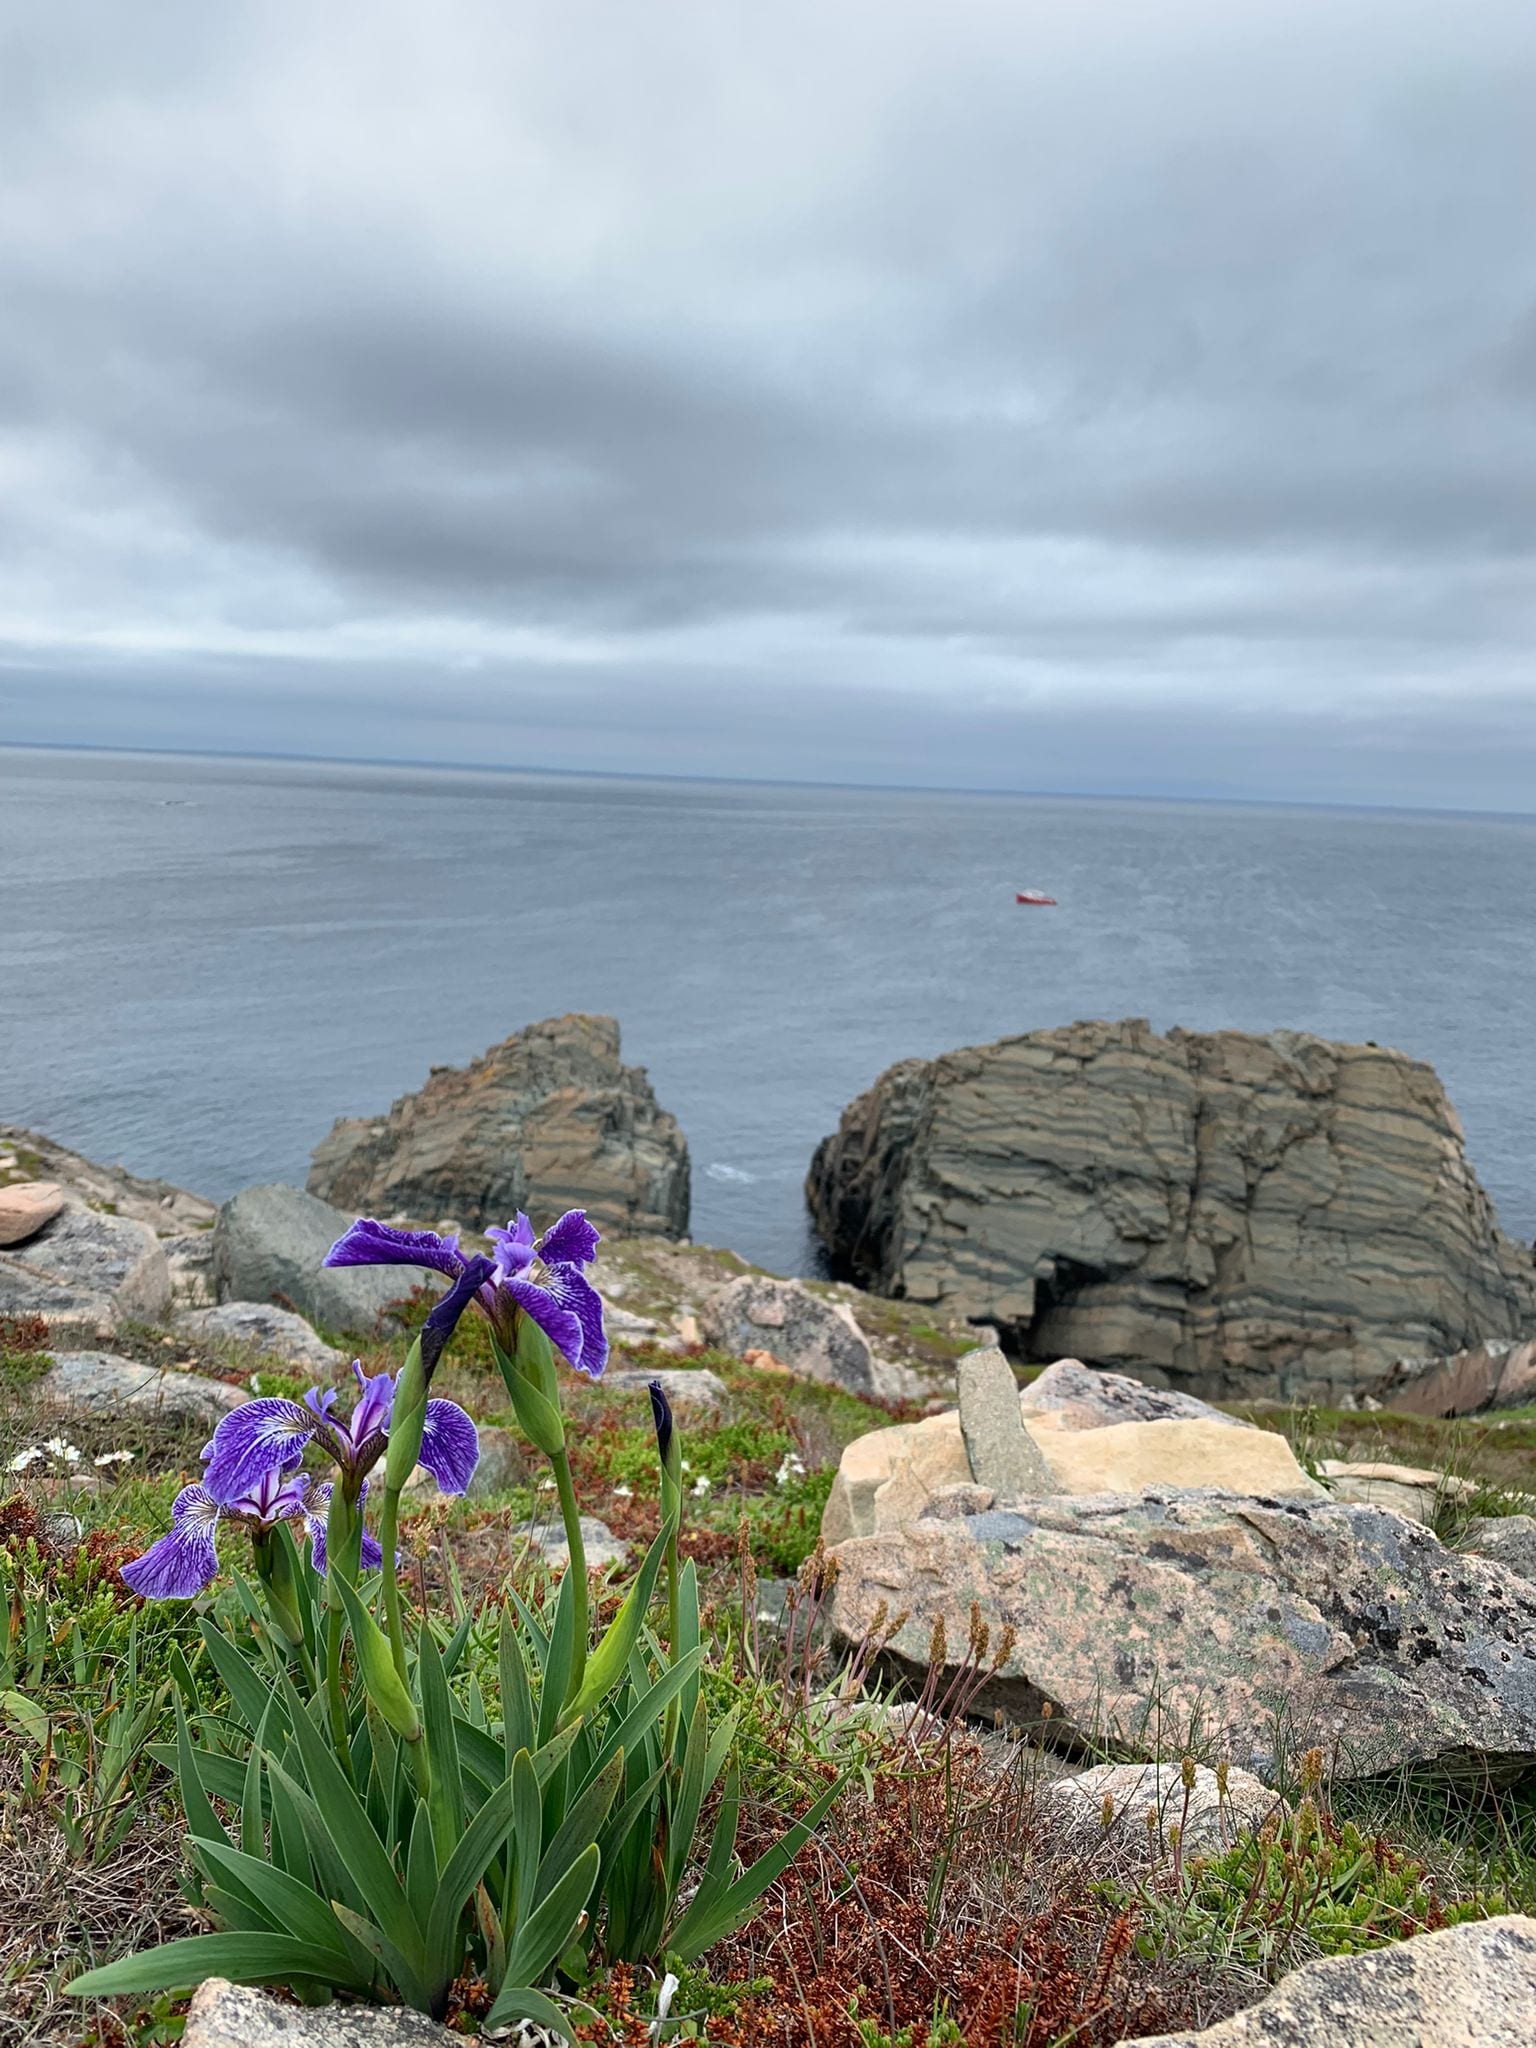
308;1014;689;1239
40;1351;248;1427
700;1273;875;1395
176;1302;344;1373
1020;1359;1242;1431
1467;1516;1536;1584
183;1977;457;2047
0;1204;171;1333
1045;1760;1281;1862
1116;1914;1536;2047
212;1186;411;1334
827;1494;1536;1783
957;1345;1055;1496
806;1019;1536;1403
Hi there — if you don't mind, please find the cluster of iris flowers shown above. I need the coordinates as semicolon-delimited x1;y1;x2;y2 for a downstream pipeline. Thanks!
121;1206;609;1600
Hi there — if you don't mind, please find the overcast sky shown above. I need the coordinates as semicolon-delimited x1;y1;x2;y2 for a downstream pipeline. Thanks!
1;1;1534;806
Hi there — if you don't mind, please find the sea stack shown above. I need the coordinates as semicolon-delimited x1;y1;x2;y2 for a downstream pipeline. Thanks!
806;1018;1536;1403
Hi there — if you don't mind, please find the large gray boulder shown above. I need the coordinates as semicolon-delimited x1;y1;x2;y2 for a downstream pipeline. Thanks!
176;1301;344;1374
700;1272;876;1395
212;1185;411;1335
307;1013;689;1239
1118;1915;1536;2047
40;1351;247;1428
807;1019;1536;1404
827;1492;1536;1785
0;1204;171;1334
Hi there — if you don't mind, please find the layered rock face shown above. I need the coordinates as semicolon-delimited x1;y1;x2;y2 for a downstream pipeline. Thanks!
807;1018;1536;1401
308;1014;689;1239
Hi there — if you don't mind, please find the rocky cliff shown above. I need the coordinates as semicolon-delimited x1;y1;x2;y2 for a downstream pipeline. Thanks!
308;1014;690;1239
806;1018;1536;1401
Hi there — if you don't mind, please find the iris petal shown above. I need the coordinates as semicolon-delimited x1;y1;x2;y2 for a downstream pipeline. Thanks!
122;1489;222;1599
539;1210;600;1269
540;1262;609;1379
324;1218;464;1278
419;1399;480;1495
306;1481;384;1575
203;1400;315;1503
486;1213;536;1278
499;1273;585;1370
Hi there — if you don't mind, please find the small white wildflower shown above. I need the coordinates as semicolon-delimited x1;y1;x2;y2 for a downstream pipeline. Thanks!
679;1458;691;1473
774;1452;806;1488
612;1483;633;1499
538;1477;556;1491
7;1446;45;1472
93;1449;136;1468
691;1474;711;1497
44;1437;81;1463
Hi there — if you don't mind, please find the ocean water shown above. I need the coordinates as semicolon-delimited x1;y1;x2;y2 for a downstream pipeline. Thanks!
3;745;1534;1274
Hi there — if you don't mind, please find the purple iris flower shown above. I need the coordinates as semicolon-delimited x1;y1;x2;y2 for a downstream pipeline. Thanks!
325;1208;609;1379
121;1465;311;1601
200;1360;479;1505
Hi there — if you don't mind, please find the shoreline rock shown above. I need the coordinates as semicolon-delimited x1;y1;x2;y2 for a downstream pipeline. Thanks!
307;1013;690;1239
807;1018;1536;1403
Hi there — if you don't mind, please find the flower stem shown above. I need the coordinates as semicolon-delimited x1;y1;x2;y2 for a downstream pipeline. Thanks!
378;1482;409;1687
550;1447;589;1705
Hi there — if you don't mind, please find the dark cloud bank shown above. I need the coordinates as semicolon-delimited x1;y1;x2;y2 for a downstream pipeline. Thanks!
1;0;1534;806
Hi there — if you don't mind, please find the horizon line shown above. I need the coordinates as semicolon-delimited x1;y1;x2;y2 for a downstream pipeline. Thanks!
2;735;1533;824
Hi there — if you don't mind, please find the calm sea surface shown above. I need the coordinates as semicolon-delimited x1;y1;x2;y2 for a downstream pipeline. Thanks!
3;746;1534;1273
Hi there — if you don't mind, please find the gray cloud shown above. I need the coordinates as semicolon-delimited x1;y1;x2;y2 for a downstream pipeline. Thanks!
1;0;1534;803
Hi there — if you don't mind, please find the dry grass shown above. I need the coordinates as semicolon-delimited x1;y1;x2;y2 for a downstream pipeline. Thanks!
0;1758;194;2048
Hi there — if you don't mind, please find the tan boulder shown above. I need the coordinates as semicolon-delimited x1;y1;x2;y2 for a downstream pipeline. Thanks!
0;1179;64;1247
1040;1416;1323;1500
821;1409;970;1546
823;1400;1319;1545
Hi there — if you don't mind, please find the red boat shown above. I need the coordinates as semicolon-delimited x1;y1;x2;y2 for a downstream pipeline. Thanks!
1015;889;1057;906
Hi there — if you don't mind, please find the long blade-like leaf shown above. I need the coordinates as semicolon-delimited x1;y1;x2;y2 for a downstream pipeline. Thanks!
534;1750;622;1910
194;1840;360;1973
424;1777;519;1980
174;1700;229;1852
481;1981;576;2040
537;1570;578;1747
586;1648;704;1784
417;1619;464;1858
68;1933;345;1998
277;1673;424;1975
667;1772;850;1962
506;1842;600;1986
560;1521;671;1725
499;1608;535;1759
